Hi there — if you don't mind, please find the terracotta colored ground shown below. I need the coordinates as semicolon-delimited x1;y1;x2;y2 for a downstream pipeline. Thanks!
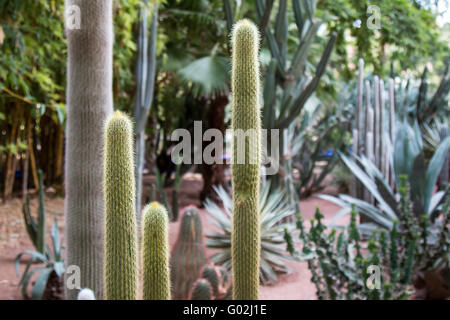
0;173;345;300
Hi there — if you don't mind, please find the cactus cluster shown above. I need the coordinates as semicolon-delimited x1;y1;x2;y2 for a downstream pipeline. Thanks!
352;58;396;201
230;19;262;301
103;111;170;300
189;264;232;300
101;19;266;301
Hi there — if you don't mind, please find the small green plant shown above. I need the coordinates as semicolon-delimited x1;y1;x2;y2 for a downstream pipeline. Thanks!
15;170;64;300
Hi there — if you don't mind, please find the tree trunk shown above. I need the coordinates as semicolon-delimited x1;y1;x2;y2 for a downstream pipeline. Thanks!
64;0;114;300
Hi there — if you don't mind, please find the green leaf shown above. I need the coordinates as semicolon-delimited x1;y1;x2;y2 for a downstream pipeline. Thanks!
53;261;65;277
50;216;61;261
424;136;450;215
178;55;230;97
31;268;52;300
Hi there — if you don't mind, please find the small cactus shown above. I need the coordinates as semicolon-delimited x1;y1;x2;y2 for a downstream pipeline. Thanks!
190;279;213;300
170;206;208;299
200;265;221;298
142;202;171;300
230;19;261;300
104;111;138;300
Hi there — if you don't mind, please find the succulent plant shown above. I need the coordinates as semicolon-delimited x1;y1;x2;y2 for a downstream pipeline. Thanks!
170;206;208;299
104;111;138;300
142;202;171;300
230;19;262;300
190;279;213;300
205;182;297;284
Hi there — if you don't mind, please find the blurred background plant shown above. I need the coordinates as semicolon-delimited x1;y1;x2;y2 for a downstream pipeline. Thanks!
205;182;298;284
288;190;450;299
14;170;64;300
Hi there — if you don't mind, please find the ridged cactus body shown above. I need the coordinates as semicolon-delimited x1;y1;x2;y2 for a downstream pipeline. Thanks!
230;19;261;300
142;202;171;300
201;265;220;298
170;207;208;299
190;279;213;300
104;111;138;300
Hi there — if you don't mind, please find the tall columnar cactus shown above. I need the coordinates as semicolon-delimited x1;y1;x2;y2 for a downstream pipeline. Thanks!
134;3;159;218
230;19;261;300
104;111;138;300
142;202;171;300
64;0;113;299
170;206;207;299
353;59;397;206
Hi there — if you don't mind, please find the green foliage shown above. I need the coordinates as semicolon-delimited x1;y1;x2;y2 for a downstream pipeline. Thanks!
142;202;171;300
294;99;353;198
291;189;442;299
16;200;64;301
22;170;47;255
321;119;450;231
170;206;208;299
299;183;449;299
205;183;297;284
317;0;449;77
230;19;262;300
104;111;138;300
15;168;64;300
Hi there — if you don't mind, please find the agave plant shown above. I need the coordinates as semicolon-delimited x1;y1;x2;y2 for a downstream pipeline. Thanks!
320;119;450;233
15;216;64;300
204;182;297;284
15;170;64;300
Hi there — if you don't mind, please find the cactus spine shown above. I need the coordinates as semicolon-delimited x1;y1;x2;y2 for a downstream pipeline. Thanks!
230;19;261;300
104;111;138;300
142;202;171;300
170;207;207;299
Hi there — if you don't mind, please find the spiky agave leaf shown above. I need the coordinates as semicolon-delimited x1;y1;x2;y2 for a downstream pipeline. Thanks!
204;182;297;284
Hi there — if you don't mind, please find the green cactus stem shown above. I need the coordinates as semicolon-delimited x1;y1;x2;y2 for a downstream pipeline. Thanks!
104;111;138;300
170;206;208;299
230;19;262;300
142;202;171;300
